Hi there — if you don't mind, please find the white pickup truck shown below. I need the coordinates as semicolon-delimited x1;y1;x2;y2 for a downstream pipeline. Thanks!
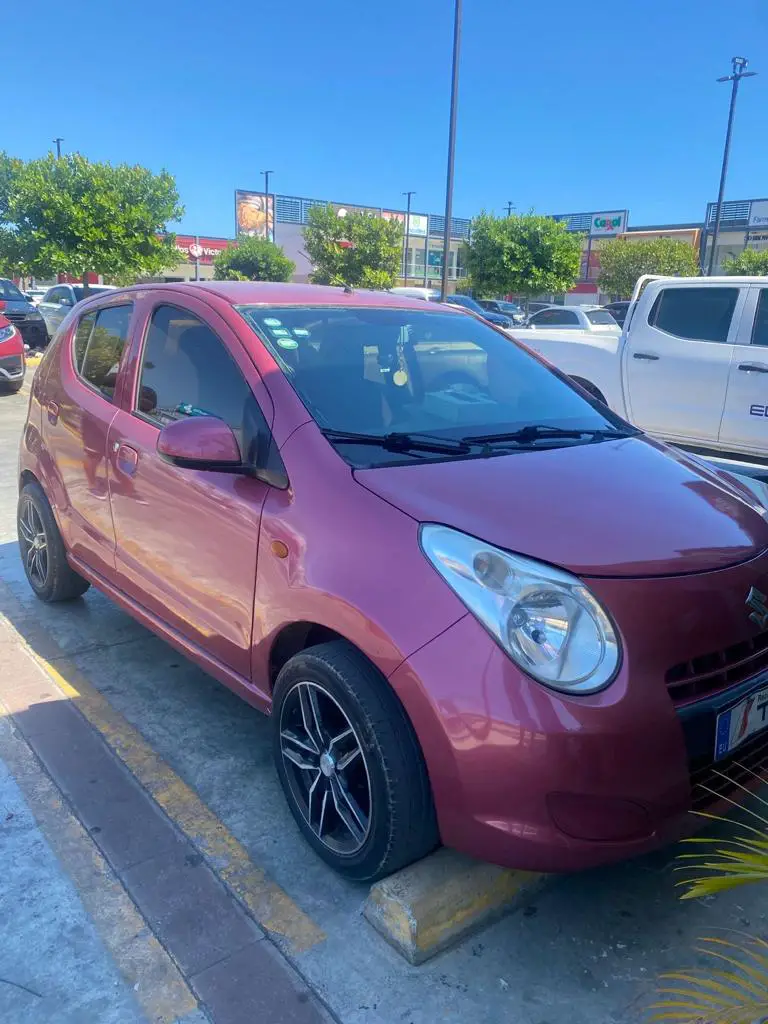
512;275;768;462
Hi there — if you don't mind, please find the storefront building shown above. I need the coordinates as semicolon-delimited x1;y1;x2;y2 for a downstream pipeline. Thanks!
150;234;233;282
701;198;768;273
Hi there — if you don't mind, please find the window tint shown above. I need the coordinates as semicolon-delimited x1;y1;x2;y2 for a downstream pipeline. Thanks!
44;287;63;304
73;312;96;372
0;279;25;301
752;290;768;347
80;304;132;400
649;287;738;343
137;305;258;454
531;309;578;326
73;285;112;302
586;310;618;325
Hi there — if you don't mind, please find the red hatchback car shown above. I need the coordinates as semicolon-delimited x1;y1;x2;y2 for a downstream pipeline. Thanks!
0;312;25;393
17;282;768;881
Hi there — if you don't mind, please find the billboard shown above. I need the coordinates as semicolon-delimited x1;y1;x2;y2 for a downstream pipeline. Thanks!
381;210;429;237
235;190;274;238
174;235;231;265
553;210;628;237
749;201;768;229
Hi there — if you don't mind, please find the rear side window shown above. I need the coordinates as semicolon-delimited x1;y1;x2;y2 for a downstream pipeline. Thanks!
752;290;768;347
586;310;617;325
136;304;259;454
73;312;96;371
79;304;132;400
648;287;738;343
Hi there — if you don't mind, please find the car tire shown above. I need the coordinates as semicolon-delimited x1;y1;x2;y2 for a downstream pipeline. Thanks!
17;482;90;602
272;641;439;882
1;379;24;394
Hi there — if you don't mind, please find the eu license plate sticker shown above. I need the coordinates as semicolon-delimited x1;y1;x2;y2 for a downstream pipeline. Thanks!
715;686;768;760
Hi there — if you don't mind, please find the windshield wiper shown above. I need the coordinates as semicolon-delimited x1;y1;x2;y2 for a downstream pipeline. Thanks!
321;428;475;455
463;425;636;445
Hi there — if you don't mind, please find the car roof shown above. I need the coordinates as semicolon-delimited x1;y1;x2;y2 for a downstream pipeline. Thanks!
82;280;461;313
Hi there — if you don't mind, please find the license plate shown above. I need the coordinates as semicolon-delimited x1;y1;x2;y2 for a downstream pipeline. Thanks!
715;686;768;759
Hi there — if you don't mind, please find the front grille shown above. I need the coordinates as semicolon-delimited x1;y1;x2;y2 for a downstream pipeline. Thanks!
666;630;768;704
3;311;25;324
690;727;768;811
0;354;23;376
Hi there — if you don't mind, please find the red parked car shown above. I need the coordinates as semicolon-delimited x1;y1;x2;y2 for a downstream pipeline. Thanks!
0;313;25;393
17;282;768;880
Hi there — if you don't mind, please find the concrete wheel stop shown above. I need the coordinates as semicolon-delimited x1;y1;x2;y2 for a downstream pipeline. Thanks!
363;847;546;964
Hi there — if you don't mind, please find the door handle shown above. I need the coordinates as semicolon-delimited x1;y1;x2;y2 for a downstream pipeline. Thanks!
114;443;139;476
47;401;59;425
738;362;768;374
633;352;660;361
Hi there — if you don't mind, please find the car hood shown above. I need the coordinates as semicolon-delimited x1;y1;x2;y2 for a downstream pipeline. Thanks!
512;328;620;353
354;436;768;577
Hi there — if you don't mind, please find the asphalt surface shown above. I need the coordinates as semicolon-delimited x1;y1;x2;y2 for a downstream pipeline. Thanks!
2;370;768;1024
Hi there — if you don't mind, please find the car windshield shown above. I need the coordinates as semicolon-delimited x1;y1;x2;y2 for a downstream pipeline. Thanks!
237;305;632;467
73;286;112;301
586;310;618;326
0;280;26;302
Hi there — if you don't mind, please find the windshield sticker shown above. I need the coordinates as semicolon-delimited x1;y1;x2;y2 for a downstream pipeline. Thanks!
276;337;299;350
271;328;290;336
293;328;310;337
263;317;282;327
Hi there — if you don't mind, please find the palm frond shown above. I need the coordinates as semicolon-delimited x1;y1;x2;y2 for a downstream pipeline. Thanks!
651;936;768;1023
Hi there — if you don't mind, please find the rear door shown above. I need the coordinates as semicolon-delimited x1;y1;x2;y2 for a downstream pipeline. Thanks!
623;284;744;442
106;294;272;677
719;285;768;455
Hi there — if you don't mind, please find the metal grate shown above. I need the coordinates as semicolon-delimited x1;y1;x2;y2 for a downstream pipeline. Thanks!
553;212;593;233
666;630;768;705
706;200;753;228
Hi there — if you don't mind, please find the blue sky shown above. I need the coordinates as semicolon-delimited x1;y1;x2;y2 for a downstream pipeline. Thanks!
5;0;767;236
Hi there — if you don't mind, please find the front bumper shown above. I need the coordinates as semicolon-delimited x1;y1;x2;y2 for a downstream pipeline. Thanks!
15;319;48;349
390;549;768;873
0;352;24;381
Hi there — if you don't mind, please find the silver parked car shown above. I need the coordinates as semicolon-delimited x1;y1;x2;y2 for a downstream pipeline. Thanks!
522;305;620;332
38;284;115;339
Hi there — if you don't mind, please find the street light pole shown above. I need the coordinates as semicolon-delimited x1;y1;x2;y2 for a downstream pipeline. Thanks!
402;191;415;284
440;0;462;301
261;169;273;241
53;137;64;159
707;56;757;276
506;201;515;217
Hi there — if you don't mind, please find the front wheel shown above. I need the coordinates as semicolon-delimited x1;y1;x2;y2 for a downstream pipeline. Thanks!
1;379;24;394
273;642;438;882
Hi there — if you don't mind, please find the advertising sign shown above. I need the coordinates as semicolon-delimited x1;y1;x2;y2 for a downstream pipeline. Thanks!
174;235;231;265
235;190;274;238
331;202;381;219
749;200;768;229
382;210;429;237
589;211;627;237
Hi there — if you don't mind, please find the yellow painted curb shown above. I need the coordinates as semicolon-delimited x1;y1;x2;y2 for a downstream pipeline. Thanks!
364;847;546;964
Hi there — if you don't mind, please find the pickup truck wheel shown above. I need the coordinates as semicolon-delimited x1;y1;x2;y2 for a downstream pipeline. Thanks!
273;641;439;882
570;377;607;406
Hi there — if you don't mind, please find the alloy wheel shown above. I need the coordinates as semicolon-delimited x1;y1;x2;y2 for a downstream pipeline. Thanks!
18;499;49;589
279;681;372;856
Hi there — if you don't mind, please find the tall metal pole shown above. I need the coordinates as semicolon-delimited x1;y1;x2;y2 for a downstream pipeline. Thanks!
402;191;415;284
440;0;462;301
506;201;515;217
707;57;757;276
53;137;63;159
261;170;273;241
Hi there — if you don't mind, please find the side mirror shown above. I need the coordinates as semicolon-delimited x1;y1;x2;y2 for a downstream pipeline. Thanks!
157;416;242;470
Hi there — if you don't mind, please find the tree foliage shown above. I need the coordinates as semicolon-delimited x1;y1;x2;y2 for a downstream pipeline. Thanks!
302;205;403;289
213;235;295;282
464;213;582;300
722;247;768;276
0;151;183;282
597;237;700;297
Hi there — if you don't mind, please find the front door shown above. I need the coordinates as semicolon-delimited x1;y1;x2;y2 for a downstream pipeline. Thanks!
623;284;744;442
42;302;134;580
107;298;271;678
719;285;768;456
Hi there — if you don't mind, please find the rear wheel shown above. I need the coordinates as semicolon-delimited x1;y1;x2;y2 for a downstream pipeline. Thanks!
273;641;439;882
17;482;90;602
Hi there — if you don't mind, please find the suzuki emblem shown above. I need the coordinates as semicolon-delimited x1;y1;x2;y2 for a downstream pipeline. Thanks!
746;586;768;630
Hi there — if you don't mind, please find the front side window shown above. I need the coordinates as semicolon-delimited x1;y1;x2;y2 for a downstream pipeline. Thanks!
136;304;264;455
649;287;738;343
237;305;632;467
80;304;132;400
752;290;768;347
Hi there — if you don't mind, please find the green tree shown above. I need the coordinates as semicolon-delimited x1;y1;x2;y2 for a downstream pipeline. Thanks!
722;247;768;276
598;237;700;297
0;151;183;288
302;205;403;289
464;213;582;301
213;235;295;282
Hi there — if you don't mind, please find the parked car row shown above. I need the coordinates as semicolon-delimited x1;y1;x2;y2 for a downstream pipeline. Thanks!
16;279;768;883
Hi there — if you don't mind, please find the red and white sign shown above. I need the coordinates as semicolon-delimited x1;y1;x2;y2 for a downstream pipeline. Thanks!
174;235;232;265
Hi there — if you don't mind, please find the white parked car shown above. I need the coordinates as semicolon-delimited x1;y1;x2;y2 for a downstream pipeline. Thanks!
518;305;620;332
513;276;768;461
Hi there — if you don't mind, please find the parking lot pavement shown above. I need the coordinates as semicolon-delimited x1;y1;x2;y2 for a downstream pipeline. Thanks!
3;379;768;1023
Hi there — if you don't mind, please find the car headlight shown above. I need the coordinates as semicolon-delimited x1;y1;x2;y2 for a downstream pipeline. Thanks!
0;325;17;343
420;524;620;693
26;311;44;321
